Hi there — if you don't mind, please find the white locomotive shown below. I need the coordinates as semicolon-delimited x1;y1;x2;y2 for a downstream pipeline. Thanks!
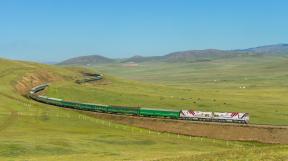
180;110;249;124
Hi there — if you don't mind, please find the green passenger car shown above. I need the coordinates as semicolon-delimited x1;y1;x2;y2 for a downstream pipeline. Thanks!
46;99;62;106
35;96;47;103
139;108;180;119
80;103;108;112
61;101;77;108
107;105;140;115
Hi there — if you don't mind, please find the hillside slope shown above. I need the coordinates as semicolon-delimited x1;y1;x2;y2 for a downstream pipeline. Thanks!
2;58;287;160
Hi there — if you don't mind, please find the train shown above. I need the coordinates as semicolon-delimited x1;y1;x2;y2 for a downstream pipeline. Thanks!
75;73;103;84
28;83;249;124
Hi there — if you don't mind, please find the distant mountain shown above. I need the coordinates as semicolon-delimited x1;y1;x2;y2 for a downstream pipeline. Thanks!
236;44;288;54
162;44;288;62
121;55;162;63
163;49;233;62
58;44;288;65
58;55;115;65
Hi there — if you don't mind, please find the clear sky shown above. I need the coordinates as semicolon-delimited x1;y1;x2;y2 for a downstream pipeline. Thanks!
0;0;288;62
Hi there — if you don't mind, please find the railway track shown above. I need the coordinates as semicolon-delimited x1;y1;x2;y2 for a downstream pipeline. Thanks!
26;73;288;144
28;73;247;124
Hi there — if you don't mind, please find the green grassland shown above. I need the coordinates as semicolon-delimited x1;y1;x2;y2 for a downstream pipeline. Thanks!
0;58;287;160
90;55;288;125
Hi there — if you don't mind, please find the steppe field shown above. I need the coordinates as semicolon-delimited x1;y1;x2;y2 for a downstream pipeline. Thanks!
93;55;288;125
0;57;287;161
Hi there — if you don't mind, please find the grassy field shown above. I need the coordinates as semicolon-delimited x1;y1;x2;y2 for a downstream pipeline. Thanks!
90;55;288;125
0;58;287;160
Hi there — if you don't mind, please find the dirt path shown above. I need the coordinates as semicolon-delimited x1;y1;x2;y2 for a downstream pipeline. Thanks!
80;110;288;144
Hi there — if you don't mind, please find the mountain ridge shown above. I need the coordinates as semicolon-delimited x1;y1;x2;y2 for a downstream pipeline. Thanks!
58;44;288;65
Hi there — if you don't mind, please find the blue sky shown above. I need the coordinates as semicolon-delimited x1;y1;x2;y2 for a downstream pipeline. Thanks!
0;0;287;62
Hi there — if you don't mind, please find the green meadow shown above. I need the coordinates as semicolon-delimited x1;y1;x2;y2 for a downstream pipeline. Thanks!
91;55;288;125
0;58;287;160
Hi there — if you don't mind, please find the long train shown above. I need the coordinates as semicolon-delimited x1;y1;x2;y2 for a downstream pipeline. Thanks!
28;82;249;124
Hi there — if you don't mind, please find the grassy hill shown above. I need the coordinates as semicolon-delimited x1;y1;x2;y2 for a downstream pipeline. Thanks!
0;58;287;160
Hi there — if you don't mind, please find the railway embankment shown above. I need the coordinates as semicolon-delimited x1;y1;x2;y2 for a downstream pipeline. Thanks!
82;111;288;144
24;71;288;144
